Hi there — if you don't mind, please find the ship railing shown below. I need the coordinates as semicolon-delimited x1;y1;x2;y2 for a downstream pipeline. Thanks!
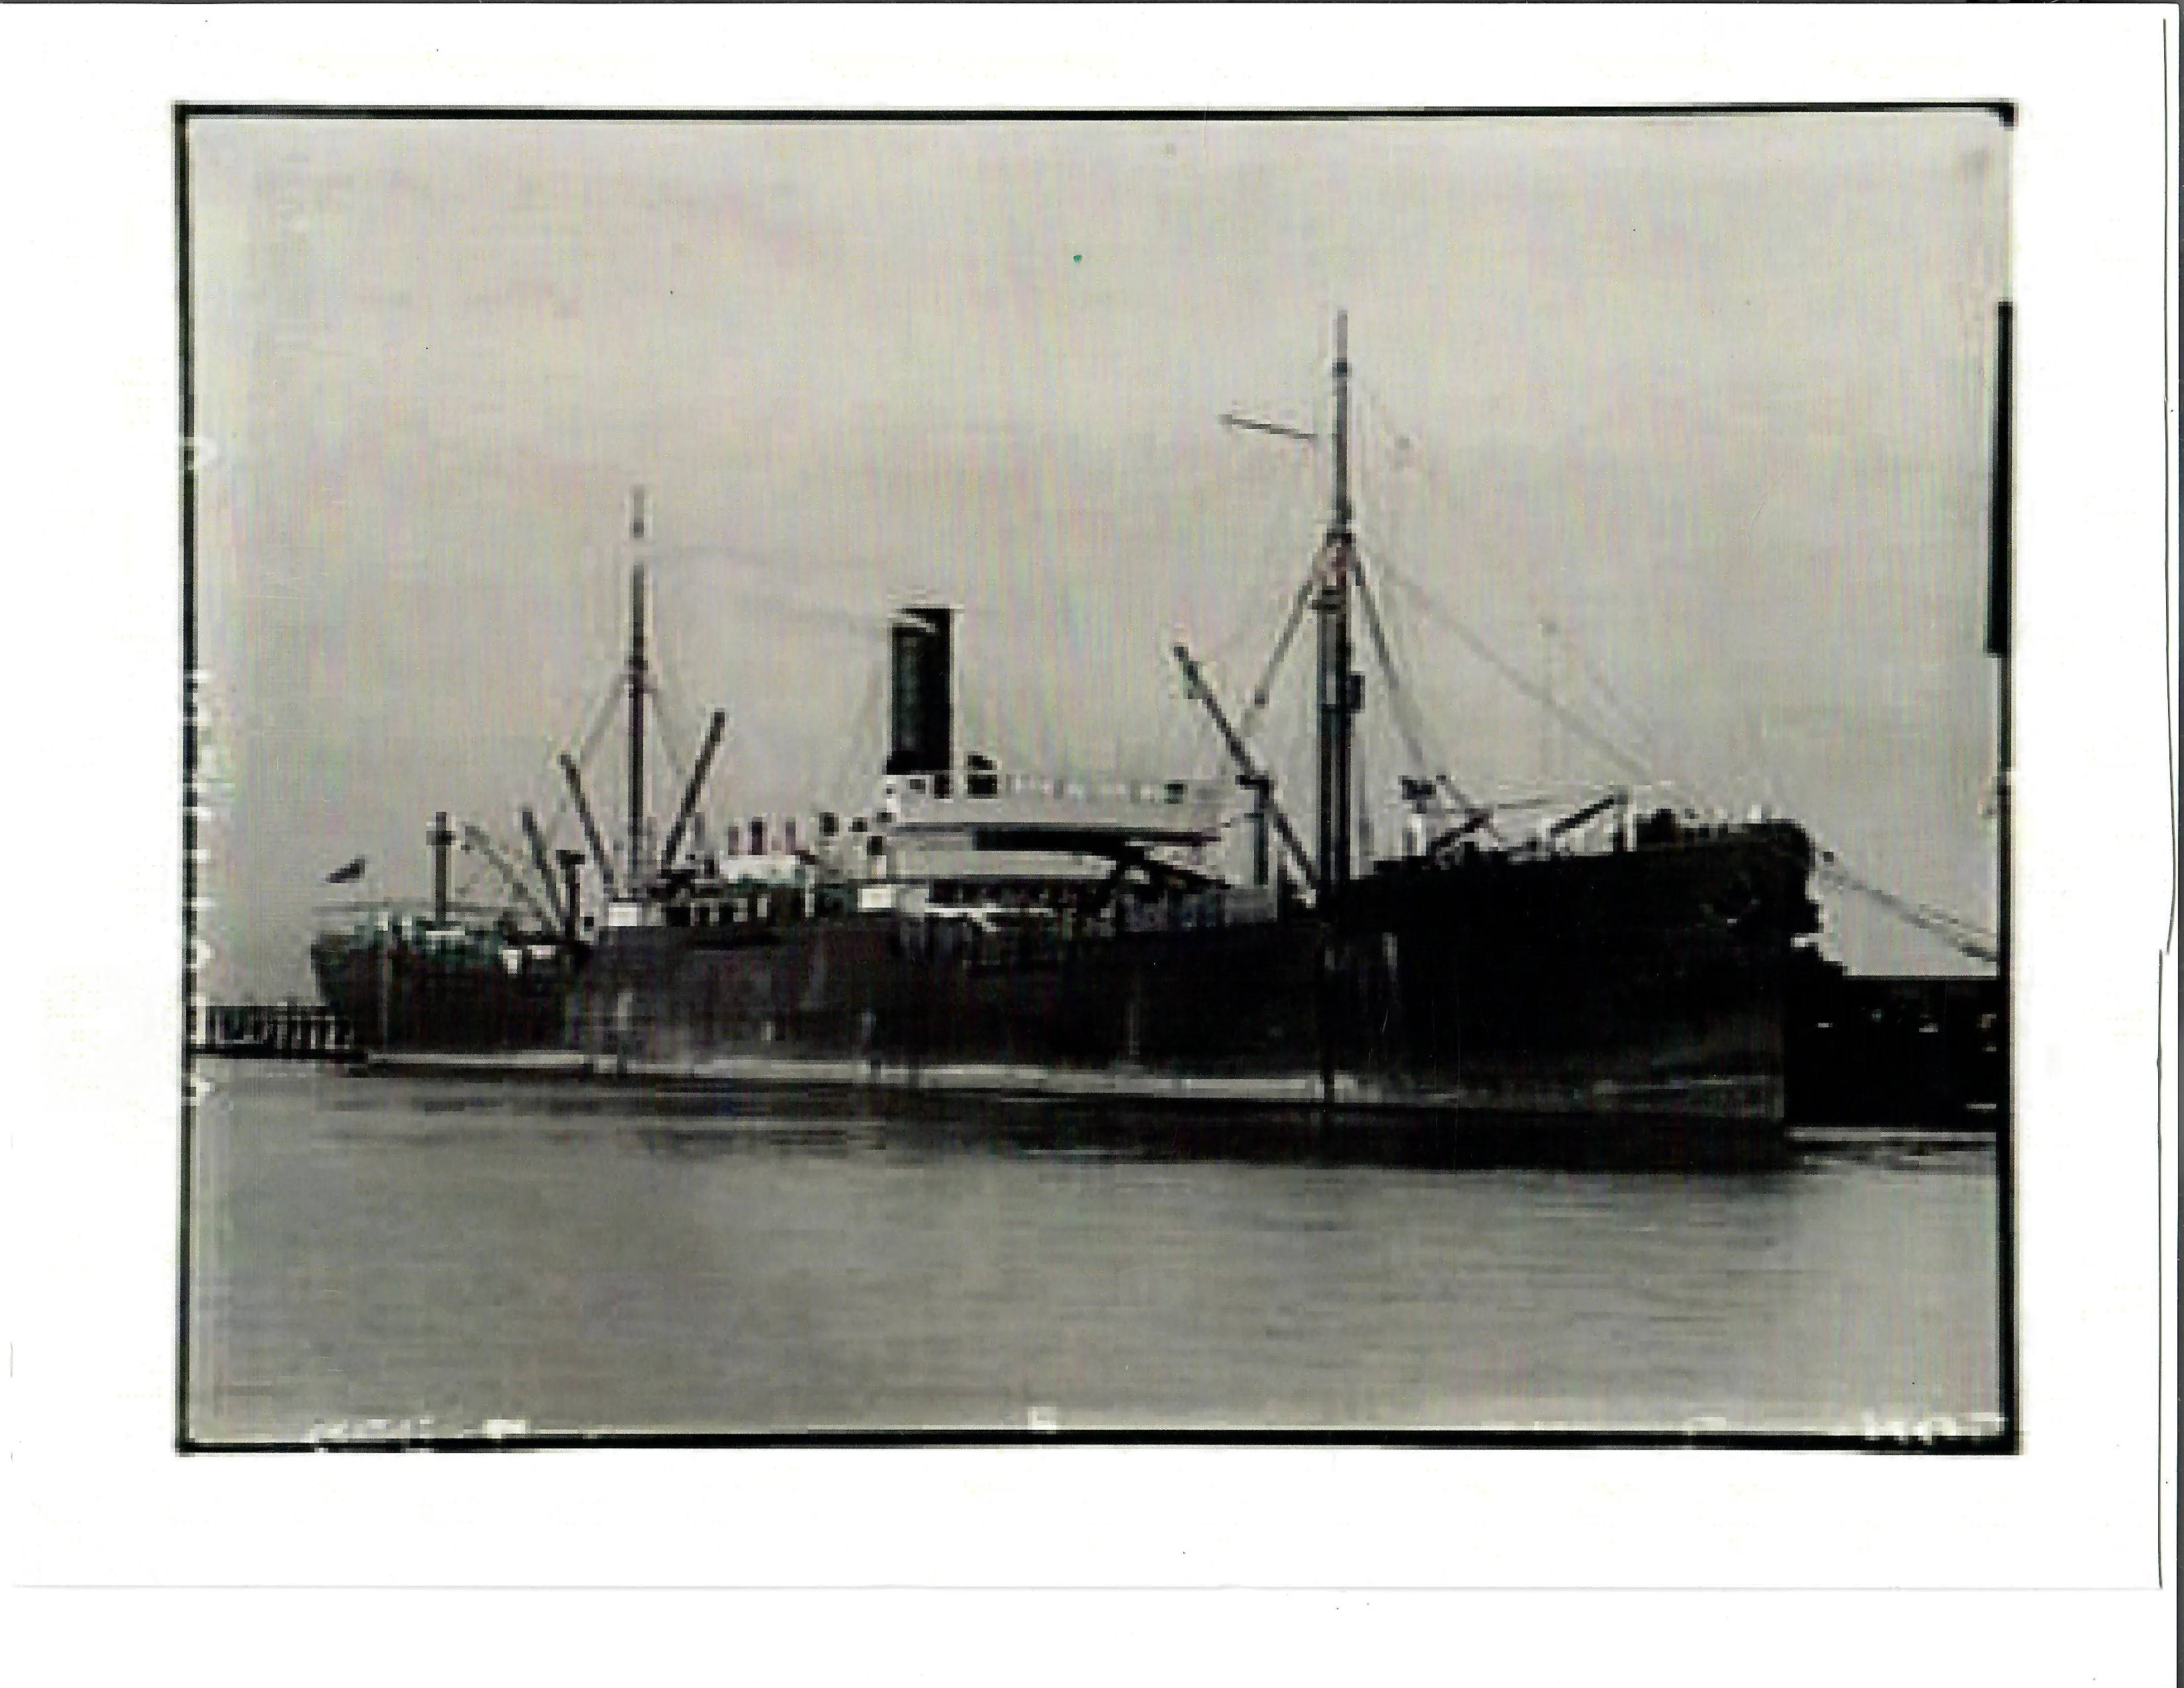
191;1000;357;1059
1111;884;1279;933
935;772;1227;807
312;897;520;925
679;884;821;931
881;881;1279;955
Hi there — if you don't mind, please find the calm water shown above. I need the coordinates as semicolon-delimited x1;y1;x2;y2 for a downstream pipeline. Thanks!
186;1062;2004;1440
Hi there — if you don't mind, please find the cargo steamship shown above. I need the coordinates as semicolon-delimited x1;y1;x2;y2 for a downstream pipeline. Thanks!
308;316;2007;1152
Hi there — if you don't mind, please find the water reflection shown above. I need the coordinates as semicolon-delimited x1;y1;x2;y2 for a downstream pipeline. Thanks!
187;1064;2005;1440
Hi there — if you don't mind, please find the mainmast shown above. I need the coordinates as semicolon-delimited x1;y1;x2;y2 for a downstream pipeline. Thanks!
627;487;650;888
1985;303;2012;994
1986;298;2017;1429
1316;311;1359;894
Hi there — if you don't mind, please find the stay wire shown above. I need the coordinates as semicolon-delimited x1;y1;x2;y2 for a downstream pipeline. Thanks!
529;669;627;853
1377;561;1660;787
1351;551;1441;779
1354;385;1997;962
1359;379;1670;770
1237;559;1322;747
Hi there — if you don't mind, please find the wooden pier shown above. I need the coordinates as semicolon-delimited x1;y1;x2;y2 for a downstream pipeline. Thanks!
192;1003;359;1060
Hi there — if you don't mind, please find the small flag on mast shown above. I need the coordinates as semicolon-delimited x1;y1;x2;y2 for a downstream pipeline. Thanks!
326;856;367;884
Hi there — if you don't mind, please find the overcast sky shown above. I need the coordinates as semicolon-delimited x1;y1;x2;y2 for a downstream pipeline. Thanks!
189;111;2010;998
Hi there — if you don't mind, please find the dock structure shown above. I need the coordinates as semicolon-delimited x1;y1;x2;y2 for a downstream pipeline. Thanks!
192;1002;357;1060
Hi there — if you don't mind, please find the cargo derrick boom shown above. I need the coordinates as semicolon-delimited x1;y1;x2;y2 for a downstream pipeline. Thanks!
559;753;619;898
458;823;558;929
1547;789;1628;841
1172;643;1318;895
519;805;569;930
659;708;728;872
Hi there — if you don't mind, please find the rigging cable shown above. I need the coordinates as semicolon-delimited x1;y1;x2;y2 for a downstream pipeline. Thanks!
1543;616;1677;776
1356;381;1672;779
1341;383;1999;962
1372;558;1997;961
1214;367;1997;960
648;672;692;802
570;670;629;773
1810;861;1999;961
1352;551;1469;796
1375;561;1660;786
1352;555;1500;843
1236;563;1320;747
523;669;627;863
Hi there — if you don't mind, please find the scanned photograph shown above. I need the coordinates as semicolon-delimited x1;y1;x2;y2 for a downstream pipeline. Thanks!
183;111;2011;1442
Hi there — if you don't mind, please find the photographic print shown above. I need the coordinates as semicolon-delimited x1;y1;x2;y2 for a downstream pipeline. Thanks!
181;108;2013;1445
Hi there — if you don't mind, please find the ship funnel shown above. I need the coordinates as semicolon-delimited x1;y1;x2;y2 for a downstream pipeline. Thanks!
885;605;954;778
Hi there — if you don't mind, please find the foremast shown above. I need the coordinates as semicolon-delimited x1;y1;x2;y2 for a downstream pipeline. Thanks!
557;485;730;927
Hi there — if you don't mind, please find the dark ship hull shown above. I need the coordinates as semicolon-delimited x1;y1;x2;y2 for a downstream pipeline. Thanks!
320;836;2005;1141
310;919;577;1053
551;820;1817;1135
